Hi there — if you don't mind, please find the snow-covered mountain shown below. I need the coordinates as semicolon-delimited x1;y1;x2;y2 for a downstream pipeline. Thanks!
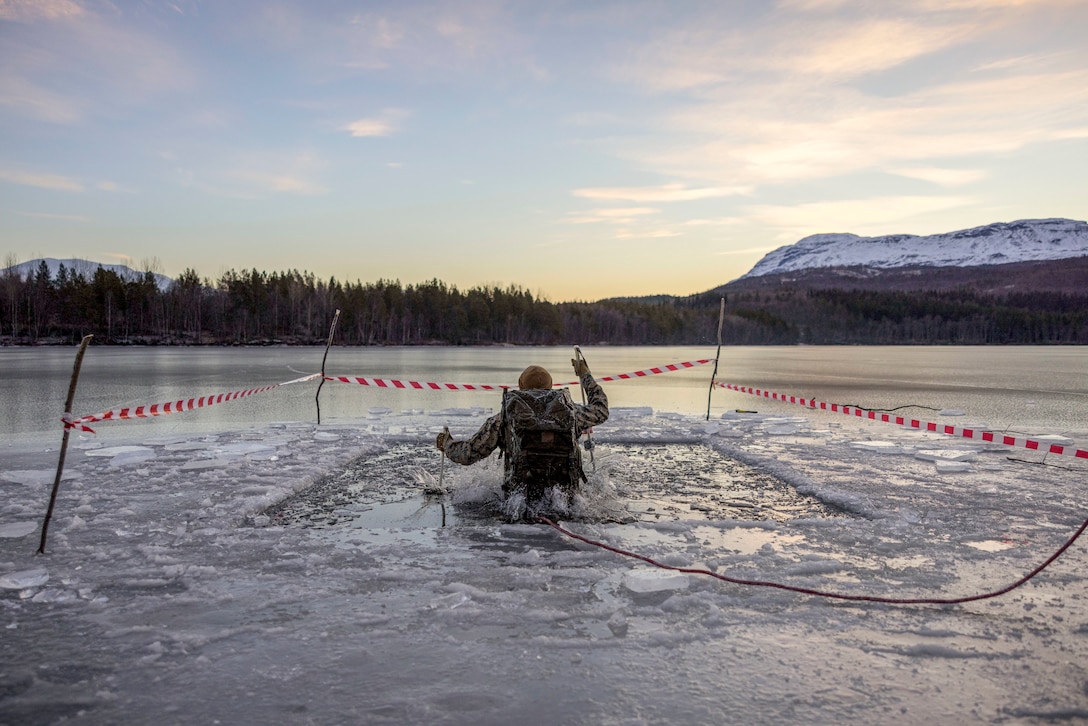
2;257;173;291
742;218;1088;279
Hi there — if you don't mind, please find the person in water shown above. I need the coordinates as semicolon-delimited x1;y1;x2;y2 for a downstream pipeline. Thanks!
436;356;608;506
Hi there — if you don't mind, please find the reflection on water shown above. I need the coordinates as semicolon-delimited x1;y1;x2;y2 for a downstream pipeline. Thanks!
2;345;1086;445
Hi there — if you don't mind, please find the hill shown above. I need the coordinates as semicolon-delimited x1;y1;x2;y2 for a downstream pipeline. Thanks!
742;218;1088;279
2;258;173;292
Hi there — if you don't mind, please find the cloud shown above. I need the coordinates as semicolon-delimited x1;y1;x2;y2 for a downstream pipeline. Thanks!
344;108;409;137
745;195;977;238
617;11;970;93
566;207;660;224
345;118;396;137
0;73;84;123
1052;127;1088;140
0;0;84;22
783;19;972;79
890;167;987;186
1;1;196;126
613;228;682;240
602;0;1088;198
202;150;329;197
573;184;748;202
715;245;780;256
0;167;84;191
228;170;326;196
15;210;91;222
625;64;1088;187
683;217;746;227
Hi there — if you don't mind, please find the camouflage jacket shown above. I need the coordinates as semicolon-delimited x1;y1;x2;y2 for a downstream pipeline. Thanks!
444;372;608;466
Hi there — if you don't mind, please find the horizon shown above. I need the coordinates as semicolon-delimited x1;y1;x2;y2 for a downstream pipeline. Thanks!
7;214;1088;303
3;1;1087;300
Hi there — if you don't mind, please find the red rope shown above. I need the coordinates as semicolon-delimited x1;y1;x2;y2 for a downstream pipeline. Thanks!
537;515;1088;605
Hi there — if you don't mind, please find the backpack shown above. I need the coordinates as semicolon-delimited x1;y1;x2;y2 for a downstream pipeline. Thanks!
500;388;587;504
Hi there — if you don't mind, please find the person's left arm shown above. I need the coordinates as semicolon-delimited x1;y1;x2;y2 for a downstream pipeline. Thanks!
574;371;608;433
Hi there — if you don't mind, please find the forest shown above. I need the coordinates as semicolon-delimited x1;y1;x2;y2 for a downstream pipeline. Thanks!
2;260;1086;346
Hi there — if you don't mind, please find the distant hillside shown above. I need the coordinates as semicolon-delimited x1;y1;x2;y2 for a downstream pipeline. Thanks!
718;255;1088;296
598;254;1088;345
742;218;1088;279
3;258;173;292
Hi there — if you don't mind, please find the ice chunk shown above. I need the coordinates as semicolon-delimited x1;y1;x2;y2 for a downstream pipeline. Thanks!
85;445;155;458
938;409;966;416
1;469;78;486
1032;434;1075;446
849;441;904;454
367;407;392;416
0;568;50;590
607;610;629;637
914;449;977;462
623;567;689;594
935;460;972;473
313;431;341;441
766;424;801;435
164;442;213;452
214;443;277;458
611;407;654;419
0;521;38;538
964;539;1014;552
109;448;157;467
179;459;229;471
433;408;480;417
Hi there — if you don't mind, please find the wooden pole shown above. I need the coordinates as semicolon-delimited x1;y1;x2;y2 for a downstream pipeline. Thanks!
706;297;725;421
315;309;341;425
574;345;595;472
38;334;93;554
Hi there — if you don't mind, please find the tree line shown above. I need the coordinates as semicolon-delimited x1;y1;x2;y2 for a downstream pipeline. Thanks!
0;261;725;346
3;260;1085;346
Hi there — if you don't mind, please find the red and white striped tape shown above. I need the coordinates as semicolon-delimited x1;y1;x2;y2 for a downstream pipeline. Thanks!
323;377;507;391
717;383;1088;460
325;359;715;391
62;373;321;433
573;359;714;385
60;359;716;432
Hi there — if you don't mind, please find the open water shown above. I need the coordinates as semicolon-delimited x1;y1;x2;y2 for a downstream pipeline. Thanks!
1;345;1085;446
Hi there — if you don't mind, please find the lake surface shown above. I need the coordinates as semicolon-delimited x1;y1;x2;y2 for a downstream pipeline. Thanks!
1;345;1085;445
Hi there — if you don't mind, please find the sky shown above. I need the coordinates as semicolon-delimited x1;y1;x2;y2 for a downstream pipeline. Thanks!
2;0;1087;302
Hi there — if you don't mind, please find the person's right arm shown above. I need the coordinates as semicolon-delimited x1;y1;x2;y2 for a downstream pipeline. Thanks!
442;413;502;464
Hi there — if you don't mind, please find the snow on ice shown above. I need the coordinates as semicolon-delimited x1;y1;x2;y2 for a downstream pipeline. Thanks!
1;403;1088;724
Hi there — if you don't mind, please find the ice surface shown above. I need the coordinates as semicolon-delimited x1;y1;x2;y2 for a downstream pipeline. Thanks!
2;399;1087;724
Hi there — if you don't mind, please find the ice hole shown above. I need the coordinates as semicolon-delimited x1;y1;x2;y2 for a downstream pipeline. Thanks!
262;442;846;533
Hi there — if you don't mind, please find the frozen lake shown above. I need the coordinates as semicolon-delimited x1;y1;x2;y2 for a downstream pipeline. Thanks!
3;345;1086;443
2;345;1087;724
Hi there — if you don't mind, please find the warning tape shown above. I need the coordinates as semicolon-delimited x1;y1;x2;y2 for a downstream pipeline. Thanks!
59;359;715;433
324;359;715;390
717;383;1088;460
572;359;714;385
62;373;321;433
323;377;506;391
